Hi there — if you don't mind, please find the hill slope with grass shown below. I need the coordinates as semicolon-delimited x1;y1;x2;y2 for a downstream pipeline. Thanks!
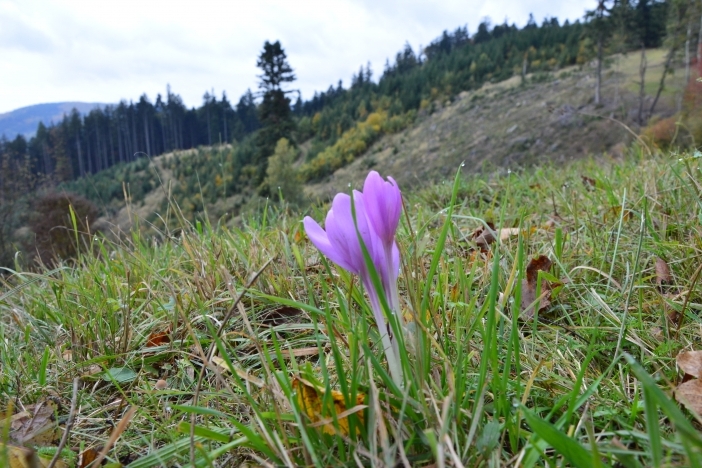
306;48;685;197
1;147;701;466
58;48;687;237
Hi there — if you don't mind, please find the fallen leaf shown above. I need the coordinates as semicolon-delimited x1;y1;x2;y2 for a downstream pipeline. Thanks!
520;255;553;320
470;223;496;252
470;223;520;251
145;328;171;347
676;379;702;416
77;448;99;468
294;378;366;436
0;442;39;468
655;257;673;290
2;399;61;446
677;351;702;379
526;256;550;284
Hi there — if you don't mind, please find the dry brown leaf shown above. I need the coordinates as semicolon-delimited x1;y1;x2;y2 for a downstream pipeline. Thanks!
294;378;366;436
470;223;496;252
655;257;673;289
520;255;553;320
77;447;99;468
676;379;702;415
470;223;520;252
677;351;702;379
145;327;171;347
2;399;61;446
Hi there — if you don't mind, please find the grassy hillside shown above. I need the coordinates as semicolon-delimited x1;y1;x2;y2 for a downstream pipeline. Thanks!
306;48;686;197
58;48;686;235
1;147;701;466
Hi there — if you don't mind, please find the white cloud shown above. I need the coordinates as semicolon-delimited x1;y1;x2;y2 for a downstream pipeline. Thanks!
0;0;592;113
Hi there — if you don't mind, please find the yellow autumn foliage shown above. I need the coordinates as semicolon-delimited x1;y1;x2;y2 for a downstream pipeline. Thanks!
294;378;365;436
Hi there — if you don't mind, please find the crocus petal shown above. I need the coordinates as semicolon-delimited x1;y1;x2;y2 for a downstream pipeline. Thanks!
304;215;355;273
325;193;367;275
363;171;402;246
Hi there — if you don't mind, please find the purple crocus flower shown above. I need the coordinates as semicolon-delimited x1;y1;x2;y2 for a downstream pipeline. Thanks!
303;171;404;385
362;171;402;311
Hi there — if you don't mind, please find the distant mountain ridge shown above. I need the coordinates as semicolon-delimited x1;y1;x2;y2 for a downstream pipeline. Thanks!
0;102;108;139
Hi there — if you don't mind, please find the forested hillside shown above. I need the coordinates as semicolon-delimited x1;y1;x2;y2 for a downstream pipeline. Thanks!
0;0;690;268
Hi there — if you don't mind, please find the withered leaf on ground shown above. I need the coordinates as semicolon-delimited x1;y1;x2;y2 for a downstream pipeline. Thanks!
654;257;673;290
677;350;702;379
520;255;553;320
470;222;496;252
675;350;702;416
77;447;100;468
676;379;702;416
1;399;61;446
146;327;171;347
470;223;520;252
294;378;366;436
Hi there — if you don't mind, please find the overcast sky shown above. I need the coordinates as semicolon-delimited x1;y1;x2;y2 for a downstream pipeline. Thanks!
0;0;593;114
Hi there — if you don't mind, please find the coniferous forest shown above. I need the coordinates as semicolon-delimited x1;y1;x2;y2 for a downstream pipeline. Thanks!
0;0;679;267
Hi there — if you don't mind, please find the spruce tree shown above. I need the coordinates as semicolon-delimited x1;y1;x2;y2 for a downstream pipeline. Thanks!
255;40;296;181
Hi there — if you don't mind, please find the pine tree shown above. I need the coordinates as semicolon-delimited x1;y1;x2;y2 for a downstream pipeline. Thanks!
255;40;297;181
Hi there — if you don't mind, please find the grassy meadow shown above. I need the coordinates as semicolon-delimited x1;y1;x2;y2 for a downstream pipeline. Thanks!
2;147;702;467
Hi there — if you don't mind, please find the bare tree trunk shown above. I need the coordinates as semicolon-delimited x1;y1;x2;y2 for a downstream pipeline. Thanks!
131;113;137;159
143;117;151;155
75;135;84;177
698;11;702;65
596;36;603;105
95;124;103;172
117;124;124;163
638;43;647;125
42;144;51;176
649;45;677;117
521;52;528;85
108;122;115;167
